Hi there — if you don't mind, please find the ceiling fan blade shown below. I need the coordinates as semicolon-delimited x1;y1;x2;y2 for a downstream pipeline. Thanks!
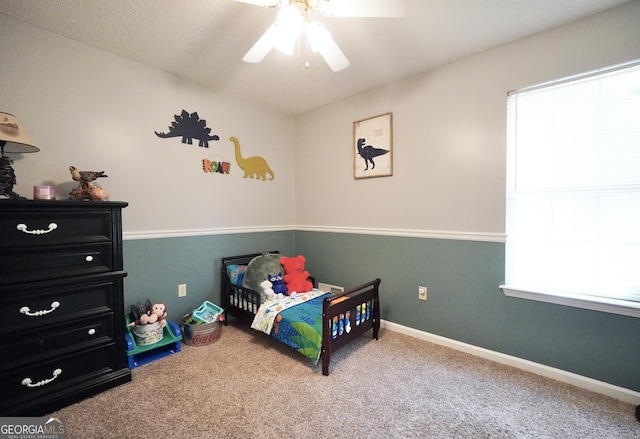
319;0;407;17
317;35;350;72
234;0;279;6
305;21;349;72
242;22;279;63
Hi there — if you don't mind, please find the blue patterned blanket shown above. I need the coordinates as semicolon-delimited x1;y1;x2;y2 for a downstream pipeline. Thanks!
251;290;331;364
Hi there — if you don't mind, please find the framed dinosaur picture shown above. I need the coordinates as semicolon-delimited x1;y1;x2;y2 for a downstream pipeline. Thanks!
353;112;393;179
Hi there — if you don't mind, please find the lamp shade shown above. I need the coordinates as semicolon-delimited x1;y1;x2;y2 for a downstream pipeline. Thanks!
0;112;39;153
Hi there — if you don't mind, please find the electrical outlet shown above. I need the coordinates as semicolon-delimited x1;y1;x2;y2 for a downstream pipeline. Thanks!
178;283;187;297
418;286;427;301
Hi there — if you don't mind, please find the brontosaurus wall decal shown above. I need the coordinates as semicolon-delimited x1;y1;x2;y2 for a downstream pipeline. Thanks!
229;136;274;181
155;110;220;148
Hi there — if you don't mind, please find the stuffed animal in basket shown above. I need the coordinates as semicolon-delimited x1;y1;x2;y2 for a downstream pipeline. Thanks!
139;302;167;327
280;255;313;295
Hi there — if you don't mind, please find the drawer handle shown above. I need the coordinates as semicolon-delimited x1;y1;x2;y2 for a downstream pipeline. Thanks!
21;368;62;388
85;255;94;262
19;301;61;317
88;328;96;335
17;222;58;235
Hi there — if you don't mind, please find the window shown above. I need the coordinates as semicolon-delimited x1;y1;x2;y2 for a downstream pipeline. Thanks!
502;60;640;317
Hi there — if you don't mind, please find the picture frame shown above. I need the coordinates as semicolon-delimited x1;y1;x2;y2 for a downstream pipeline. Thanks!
353;112;393;179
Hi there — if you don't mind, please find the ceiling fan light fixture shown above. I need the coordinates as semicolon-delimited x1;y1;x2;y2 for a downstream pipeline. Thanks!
305;20;328;53
318;0;333;16
274;5;304;54
240;0;406;71
277;5;303;30
305;21;349;72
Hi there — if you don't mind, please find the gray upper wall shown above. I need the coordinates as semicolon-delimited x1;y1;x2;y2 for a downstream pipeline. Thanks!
294;1;640;237
1;3;639;238
0;13;295;234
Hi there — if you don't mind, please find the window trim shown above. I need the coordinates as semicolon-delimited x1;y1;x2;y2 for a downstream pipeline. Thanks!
503;58;640;318
501;285;640;318
507;58;640;96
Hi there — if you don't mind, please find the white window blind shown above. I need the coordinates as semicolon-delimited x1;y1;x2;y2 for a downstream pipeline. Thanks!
504;60;640;309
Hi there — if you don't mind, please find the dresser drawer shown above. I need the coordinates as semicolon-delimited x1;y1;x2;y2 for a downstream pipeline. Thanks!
0;314;115;372
0;279;118;335
0;344;118;412
0;242;113;285
0;210;113;248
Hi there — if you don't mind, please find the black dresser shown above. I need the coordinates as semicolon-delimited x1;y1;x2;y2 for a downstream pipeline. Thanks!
0;200;131;416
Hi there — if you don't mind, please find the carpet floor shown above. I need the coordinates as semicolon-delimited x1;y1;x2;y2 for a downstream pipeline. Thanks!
50;320;640;438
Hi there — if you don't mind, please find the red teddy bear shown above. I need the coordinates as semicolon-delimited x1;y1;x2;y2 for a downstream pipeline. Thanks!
280;255;313;295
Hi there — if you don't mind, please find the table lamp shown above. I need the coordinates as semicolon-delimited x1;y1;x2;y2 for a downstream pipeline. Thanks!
0;112;39;199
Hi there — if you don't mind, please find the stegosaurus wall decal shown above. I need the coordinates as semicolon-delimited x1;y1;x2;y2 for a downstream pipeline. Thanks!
155;109;220;148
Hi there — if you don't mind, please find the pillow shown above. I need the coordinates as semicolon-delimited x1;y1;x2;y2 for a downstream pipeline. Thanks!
242;253;284;301
226;264;247;286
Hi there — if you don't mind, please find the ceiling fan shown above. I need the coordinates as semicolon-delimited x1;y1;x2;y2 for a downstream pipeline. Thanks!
235;0;407;72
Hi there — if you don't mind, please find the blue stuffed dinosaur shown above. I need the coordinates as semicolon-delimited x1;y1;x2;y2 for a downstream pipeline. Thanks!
268;273;288;296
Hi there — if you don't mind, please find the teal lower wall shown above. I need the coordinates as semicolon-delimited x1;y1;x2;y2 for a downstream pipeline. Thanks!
122;231;294;323
295;231;640;392
122;230;640;392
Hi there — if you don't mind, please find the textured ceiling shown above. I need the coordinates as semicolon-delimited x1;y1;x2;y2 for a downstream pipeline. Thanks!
0;0;632;115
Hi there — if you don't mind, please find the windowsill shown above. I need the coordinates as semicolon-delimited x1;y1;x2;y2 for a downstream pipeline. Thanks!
500;285;640;318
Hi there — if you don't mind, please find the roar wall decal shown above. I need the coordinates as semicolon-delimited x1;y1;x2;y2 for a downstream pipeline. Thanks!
229;136;274;181
155;110;220;148
202;156;231;174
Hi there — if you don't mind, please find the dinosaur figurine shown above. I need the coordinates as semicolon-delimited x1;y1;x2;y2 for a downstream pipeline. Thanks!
356;137;389;171
229;136;275;181
155;110;220;148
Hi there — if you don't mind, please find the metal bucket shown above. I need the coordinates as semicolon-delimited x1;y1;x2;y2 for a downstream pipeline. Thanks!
131;321;163;346
181;315;222;346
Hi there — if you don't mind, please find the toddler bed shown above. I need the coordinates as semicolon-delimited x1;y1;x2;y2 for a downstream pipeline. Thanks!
220;251;380;376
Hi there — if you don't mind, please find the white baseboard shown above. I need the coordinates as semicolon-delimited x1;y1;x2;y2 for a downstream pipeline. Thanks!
381;320;640;405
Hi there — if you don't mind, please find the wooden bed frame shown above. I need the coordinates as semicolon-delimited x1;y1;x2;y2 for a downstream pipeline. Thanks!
220;251;381;375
